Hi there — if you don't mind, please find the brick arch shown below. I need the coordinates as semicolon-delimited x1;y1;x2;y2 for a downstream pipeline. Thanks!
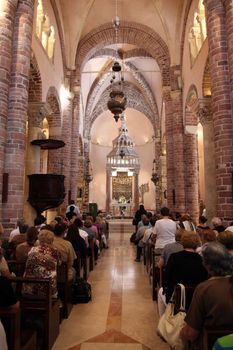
202;58;211;97
46;86;62;128
28;53;42;102
75;21;170;86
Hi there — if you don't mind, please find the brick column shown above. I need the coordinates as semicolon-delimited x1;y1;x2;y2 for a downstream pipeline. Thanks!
204;0;233;222
0;0;18;219
3;0;34;228
170;90;185;214
222;0;233;109
184;115;199;224
83;139;90;211
163;87;174;210
195;98;217;221
69;93;80;202
61;92;73;210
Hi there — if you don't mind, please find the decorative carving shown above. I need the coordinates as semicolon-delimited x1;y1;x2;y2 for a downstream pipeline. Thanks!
192;98;212;125
28;102;52;127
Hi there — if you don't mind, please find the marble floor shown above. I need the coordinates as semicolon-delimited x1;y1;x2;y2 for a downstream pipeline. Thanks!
52;220;169;350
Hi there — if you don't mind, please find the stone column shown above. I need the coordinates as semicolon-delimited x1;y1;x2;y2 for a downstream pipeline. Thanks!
0;0;18;219
195;98;217;221
204;0;233;222
170;90;186;214
134;171;139;212
3;0;34;228
24;102;51;224
106;168;111;213
163;87;174;210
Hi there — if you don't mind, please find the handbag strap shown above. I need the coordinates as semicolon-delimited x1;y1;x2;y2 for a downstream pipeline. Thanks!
176;283;186;311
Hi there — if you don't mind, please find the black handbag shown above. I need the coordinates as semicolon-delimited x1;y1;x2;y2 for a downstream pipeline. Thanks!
72;278;92;304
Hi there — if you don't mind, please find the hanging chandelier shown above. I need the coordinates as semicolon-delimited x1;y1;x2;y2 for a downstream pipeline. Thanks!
107;0;127;122
151;159;159;185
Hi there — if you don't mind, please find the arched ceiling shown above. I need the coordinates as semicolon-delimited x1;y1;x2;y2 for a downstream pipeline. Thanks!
56;0;188;67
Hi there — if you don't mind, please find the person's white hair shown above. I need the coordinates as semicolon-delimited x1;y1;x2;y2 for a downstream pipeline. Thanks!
211;216;222;227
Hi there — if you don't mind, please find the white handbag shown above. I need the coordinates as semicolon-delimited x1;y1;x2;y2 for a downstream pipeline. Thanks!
157;283;187;350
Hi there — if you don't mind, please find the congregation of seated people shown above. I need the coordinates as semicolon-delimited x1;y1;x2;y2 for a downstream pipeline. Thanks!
132;205;233;349
0;200;110;350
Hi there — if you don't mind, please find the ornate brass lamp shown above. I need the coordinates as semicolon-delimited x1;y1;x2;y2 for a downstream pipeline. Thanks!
151;159;159;185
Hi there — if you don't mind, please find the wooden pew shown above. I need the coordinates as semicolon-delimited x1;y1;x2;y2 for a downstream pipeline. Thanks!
57;262;73;319
11;277;60;350
173;284;196;313
7;259;26;277
151;250;163;300
0;304;36;350
202;328;233;350
88;238;95;271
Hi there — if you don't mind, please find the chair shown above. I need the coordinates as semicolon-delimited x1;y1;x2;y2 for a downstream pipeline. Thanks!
11;277;60;350
57;262;73;319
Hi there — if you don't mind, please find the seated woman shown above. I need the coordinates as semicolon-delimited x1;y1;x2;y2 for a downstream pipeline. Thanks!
23;229;61;298
158;231;208;316
65;223;87;262
180;242;233;347
15;226;39;263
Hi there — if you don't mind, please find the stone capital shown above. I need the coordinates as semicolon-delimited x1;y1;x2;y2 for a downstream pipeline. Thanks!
192;97;213;125
28;102;52;127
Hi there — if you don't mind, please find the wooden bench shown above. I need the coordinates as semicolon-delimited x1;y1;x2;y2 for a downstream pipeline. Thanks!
151;251;163;300
11;277;60;350
7;259;26;277
0;305;36;350
202;328;233;350
88;238;95;271
57;262;73;319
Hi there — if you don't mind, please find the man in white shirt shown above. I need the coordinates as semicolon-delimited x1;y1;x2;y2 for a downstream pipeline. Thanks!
8;218;25;242
66;199;80;216
153;207;176;254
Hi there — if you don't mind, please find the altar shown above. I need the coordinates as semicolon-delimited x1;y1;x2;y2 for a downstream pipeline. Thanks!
111;203;133;217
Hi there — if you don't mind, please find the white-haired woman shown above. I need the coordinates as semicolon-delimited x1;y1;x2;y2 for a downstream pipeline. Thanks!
23;229;61;297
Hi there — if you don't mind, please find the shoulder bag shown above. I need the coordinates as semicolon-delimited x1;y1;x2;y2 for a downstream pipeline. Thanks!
157;283;188;350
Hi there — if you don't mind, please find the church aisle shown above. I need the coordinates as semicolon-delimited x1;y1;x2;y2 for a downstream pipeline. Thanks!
52;220;169;350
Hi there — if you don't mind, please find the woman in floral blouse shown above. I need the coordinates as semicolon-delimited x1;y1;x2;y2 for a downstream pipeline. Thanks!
23;229;61;297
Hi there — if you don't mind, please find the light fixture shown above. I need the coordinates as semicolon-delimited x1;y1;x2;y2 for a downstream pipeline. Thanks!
151;159;159;185
107;0;127;122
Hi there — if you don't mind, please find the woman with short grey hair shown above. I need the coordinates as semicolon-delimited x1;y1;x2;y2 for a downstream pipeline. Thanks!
201;241;233;276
